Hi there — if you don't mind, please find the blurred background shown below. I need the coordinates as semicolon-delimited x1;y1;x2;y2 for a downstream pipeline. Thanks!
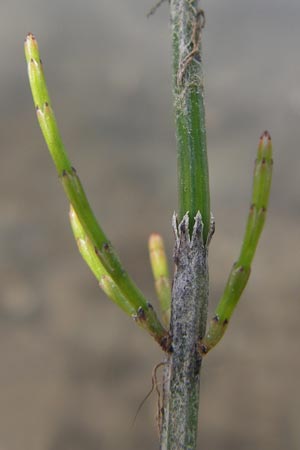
0;0;299;449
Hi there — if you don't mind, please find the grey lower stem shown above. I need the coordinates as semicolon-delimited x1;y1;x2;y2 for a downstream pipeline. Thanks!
160;213;210;450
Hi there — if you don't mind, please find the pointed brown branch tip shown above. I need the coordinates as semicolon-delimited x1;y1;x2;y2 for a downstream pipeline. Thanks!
26;32;35;40
260;130;271;140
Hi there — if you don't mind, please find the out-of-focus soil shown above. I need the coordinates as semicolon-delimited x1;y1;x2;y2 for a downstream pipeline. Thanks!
0;1;299;449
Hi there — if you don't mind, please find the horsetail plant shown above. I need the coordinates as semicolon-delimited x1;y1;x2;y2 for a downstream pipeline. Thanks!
24;32;169;349
25;1;273;448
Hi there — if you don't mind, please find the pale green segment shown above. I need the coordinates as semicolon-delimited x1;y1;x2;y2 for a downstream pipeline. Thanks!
69;206;135;316
25;33;167;344
202;132;273;353
27;59;51;110
215;264;251;320
36;105;72;173
201;317;228;354
239;133;273;265
148;234;171;327
25;33;72;174
25;34;51;107
99;276;136;316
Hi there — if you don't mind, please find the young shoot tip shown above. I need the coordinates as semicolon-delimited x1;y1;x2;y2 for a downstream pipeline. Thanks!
26;32;35;39
258;130;272;160
260;130;271;141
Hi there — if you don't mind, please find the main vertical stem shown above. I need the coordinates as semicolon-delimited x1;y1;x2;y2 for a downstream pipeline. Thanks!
160;214;209;450
160;1;210;449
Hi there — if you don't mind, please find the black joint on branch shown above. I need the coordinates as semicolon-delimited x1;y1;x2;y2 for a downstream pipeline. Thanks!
137;307;146;321
102;242;109;251
199;342;208;355
160;333;173;353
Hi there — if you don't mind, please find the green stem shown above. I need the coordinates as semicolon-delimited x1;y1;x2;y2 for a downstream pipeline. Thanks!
24;33;168;348
172;1;210;240
201;131;273;353
69;205;135;316
159;2;212;448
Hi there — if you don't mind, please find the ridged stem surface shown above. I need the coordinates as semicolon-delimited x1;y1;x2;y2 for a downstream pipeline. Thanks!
172;0;210;240
160;2;211;447
202;132;273;353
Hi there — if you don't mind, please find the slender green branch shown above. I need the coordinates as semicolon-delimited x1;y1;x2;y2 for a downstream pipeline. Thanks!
148;233;171;327
70;206;168;337
201;131;273;354
69;205;135;316
24;33;168;347
172;0;210;239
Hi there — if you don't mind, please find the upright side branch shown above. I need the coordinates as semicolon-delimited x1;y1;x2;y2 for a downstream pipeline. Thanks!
201;131;273;353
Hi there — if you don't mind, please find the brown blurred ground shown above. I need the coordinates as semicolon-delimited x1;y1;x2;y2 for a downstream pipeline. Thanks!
0;1;299;449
